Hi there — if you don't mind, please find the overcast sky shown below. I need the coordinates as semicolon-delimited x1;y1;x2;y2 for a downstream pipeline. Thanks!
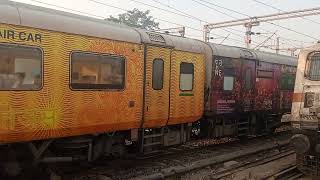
11;0;320;55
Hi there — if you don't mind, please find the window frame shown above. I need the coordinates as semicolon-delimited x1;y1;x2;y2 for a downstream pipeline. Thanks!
305;51;320;81
280;73;295;90
69;51;126;91
257;70;273;79
223;75;235;91
0;43;44;91
179;62;194;91
244;68;253;90
152;58;164;90
223;67;235;92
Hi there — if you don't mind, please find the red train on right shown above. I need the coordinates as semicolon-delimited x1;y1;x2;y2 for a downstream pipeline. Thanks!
291;42;320;177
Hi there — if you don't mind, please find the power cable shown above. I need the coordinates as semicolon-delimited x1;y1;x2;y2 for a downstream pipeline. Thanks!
253;0;320;26
127;0;260;45
127;0;204;22
29;0;246;44
150;0;204;22
29;0;106;19
194;0;319;41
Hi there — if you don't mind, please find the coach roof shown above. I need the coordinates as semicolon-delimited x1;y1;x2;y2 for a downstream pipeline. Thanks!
211;43;257;60
210;43;297;66
0;1;206;54
254;50;297;66
0;0;141;43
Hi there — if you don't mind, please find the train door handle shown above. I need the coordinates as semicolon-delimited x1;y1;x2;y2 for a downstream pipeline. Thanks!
129;101;135;108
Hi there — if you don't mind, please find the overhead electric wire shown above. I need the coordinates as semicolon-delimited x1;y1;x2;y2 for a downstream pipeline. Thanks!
137;17;248;44
91;0;253;44
126;0;261;45
127;0;204;22
194;0;319;41
196;0;248;18
254;32;276;49
143;0;267;46
190;0;287;47
29;0;247;44
28;0;275;46
252;0;320;26
191;0;238;19
27;0;193;38
268;22;318;40
29;0;106;19
129;0;254;44
150;0;204;22
153;0;300;48
88;0;204;34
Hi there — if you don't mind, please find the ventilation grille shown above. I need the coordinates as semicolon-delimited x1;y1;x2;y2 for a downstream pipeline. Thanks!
147;33;166;43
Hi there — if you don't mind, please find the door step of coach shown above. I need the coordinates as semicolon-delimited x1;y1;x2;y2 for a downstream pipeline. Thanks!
237;119;249;137
139;128;164;155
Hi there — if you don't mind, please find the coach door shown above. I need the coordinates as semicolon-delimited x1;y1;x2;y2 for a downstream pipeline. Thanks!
242;59;256;112
143;46;171;128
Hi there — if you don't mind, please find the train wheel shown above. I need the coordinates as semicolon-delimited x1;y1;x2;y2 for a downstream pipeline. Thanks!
1;148;22;178
2;161;22;177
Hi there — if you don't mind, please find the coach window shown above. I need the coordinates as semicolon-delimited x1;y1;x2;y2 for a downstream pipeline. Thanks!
223;68;235;91
307;52;320;80
152;59;164;90
0;44;42;90
71;52;125;90
180;62;194;91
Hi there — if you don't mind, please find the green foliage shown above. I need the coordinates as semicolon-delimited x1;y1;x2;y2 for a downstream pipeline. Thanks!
107;8;159;30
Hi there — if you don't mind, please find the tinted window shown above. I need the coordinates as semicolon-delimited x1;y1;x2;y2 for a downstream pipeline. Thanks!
307;52;320;80
280;74;295;90
0;44;42;90
152;59;164;90
71;52;125;90
180;62;194;91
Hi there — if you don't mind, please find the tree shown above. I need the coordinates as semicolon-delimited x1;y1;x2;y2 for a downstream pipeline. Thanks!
107;8;160;30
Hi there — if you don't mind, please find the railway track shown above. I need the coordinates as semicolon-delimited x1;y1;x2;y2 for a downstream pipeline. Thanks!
268;165;303;180
209;149;296;179
51;131;292;180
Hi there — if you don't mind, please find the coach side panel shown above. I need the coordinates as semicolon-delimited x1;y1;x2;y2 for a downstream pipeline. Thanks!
0;24;144;143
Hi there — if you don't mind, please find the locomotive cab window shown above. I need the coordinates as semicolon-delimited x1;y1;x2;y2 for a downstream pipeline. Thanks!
71;52;125;90
152;59;164;90
180;62;194;91
0;44;42;91
306;52;320;81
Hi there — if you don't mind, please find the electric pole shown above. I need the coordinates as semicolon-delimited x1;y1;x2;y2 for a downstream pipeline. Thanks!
203;6;320;48
276;37;280;54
